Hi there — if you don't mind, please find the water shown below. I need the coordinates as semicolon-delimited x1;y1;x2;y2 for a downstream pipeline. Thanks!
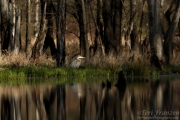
0;75;180;120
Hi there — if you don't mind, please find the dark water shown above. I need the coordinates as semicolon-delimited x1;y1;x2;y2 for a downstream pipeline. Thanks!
0;75;180;120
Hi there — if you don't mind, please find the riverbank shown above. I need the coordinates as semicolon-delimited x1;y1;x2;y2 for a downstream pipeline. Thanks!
0;64;180;79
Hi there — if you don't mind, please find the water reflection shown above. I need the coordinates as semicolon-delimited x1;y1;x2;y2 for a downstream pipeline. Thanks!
0;75;180;120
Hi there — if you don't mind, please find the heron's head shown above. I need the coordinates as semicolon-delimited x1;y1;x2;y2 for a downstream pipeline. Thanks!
77;55;85;60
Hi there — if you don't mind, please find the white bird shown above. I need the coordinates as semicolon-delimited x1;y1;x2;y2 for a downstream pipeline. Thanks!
69;55;85;68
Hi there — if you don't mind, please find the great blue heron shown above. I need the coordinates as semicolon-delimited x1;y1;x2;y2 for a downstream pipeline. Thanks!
69;55;85;68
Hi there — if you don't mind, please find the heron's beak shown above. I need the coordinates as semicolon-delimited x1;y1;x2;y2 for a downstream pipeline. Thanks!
80;56;85;59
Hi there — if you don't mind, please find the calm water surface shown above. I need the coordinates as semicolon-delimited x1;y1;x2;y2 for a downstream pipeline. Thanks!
0;75;180;120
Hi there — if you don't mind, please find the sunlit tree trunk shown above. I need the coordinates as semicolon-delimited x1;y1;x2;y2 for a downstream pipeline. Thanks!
164;0;180;64
56;0;66;67
146;0;163;60
14;9;21;55
34;0;40;41
31;1;47;65
26;0;31;59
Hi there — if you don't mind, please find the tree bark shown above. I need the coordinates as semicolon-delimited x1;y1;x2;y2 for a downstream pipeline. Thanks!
14;9;21;55
43;0;57;58
81;0;89;60
0;0;2;56
8;1;16;52
31;1;48;65
88;0;105;56
56;0;66;67
34;0;40;41
26;0;31;59
75;0;89;60
103;0;114;52
164;0;180;64
114;0;123;52
146;0;163;60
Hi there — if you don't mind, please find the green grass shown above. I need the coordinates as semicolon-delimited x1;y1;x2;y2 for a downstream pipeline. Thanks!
0;63;180;84
0;65;121;79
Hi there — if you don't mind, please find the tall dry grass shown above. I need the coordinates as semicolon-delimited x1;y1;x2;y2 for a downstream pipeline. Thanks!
0;53;56;67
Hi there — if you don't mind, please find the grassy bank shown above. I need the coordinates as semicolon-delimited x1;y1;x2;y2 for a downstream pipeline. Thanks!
0;63;180;79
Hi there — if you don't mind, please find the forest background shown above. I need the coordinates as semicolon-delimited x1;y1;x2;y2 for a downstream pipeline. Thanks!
0;0;180;70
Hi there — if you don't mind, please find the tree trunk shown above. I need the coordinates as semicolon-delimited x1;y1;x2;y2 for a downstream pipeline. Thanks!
8;1;16;52
43;0;57;58
56;0;66;67
75;0;89;60
1;0;9;51
0;0;2;56
164;0;180;64
88;0;105;56
114;0;123;52
26;0;31;59
14;9;21;55
81;0;89;60
31;1;48;65
34;0;40;41
103;0;114;52
146;0;163;60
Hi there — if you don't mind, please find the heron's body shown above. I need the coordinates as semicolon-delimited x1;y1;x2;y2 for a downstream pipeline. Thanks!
69;55;85;68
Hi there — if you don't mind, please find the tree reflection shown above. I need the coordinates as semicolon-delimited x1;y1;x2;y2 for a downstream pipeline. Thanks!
0;76;180;120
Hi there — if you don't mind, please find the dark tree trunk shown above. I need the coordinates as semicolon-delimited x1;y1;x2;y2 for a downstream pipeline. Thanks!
103;0;114;52
26;0;31;59
164;0;180;64
31;1;48;65
57;85;66;120
75;0;89;60
1;0;9;52
56;0;66;67
43;0;57;58
81;0;89;60
146;0;163;60
103;0;123;53
114;0;123;52
94;0;105;56
0;0;2;56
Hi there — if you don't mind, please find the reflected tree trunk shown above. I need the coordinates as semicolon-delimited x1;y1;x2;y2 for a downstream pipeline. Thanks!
57;85;66;120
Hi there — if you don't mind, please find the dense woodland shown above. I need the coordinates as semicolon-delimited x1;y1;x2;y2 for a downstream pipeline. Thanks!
0;0;180;67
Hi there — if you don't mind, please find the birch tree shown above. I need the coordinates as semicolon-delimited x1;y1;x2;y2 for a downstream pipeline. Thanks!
34;0;40;41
